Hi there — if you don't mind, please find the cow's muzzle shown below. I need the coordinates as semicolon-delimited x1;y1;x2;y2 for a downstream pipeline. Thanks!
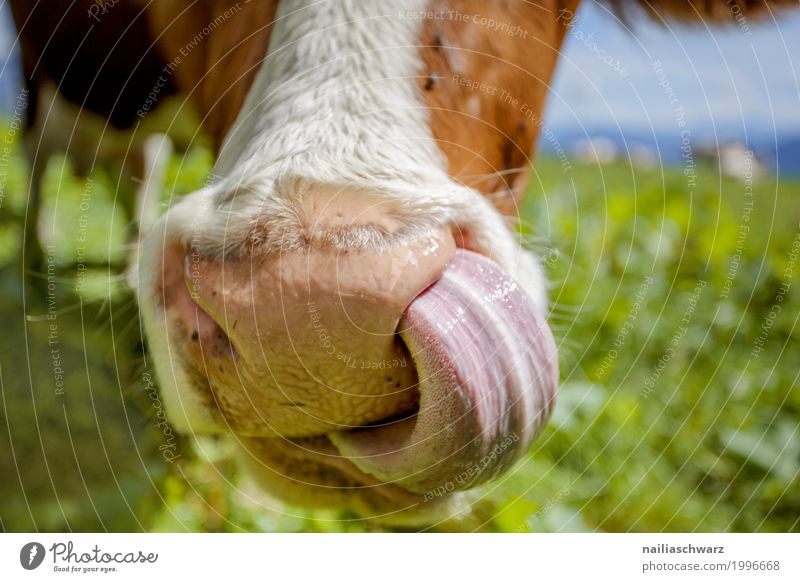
156;225;557;506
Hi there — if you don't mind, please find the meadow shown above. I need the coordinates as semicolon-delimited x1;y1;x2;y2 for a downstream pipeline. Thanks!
0;127;797;532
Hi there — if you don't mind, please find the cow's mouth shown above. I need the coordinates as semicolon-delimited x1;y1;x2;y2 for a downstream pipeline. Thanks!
151;235;557;513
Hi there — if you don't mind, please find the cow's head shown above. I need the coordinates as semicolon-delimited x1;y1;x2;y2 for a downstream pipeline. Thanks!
137;0;791;519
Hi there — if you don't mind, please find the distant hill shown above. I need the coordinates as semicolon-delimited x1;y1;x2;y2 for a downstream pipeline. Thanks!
538;127;800;178
774;138;800;177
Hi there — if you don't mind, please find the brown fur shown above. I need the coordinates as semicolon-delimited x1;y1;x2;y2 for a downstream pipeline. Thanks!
609;0;796;23
146;1;280;150
418;0;580;213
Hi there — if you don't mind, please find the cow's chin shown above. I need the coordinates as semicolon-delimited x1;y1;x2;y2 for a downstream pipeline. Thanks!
141;231;558;518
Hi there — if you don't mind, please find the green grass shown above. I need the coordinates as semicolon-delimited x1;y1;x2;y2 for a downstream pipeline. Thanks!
0;127;797;532
518;158;799;532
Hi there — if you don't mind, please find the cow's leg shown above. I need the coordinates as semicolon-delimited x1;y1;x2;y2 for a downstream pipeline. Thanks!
21;90;46;293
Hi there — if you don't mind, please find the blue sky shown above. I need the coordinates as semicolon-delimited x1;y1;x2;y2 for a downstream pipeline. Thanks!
1;1;798;144
548;1;800;141
0;3;18;112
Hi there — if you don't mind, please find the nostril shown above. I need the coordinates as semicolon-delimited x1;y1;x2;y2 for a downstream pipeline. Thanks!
160;245;237;359
450;224;477;253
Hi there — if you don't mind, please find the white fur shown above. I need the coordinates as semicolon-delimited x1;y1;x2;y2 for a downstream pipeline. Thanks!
138;0;547;433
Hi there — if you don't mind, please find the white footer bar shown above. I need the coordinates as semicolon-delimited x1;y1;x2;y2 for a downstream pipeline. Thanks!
1;533;798;581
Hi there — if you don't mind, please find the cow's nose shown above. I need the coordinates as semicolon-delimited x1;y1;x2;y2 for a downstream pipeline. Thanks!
167;227;457;438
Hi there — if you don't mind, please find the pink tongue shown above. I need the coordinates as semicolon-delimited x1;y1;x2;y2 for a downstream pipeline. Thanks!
329;250;558;494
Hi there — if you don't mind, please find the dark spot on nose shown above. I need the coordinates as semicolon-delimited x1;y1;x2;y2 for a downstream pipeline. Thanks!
433;31;443;50
424;74;438;91
191;330;199;341
211;290;217;296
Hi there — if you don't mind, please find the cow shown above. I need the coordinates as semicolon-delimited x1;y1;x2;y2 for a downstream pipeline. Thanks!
11;0;794;523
